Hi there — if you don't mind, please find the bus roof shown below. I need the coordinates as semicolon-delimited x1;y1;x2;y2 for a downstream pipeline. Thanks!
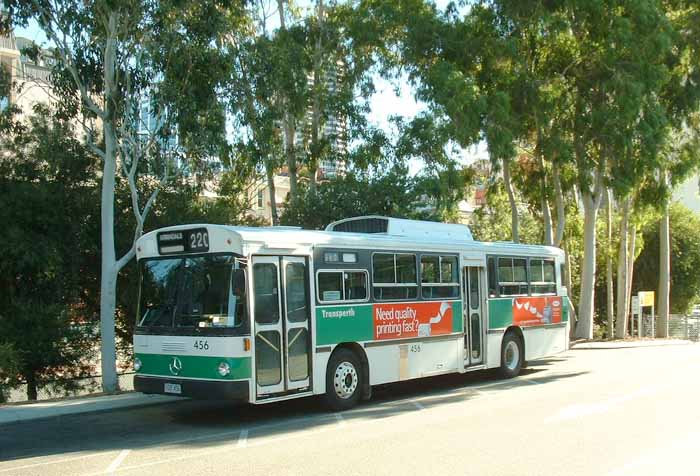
136;217;564;261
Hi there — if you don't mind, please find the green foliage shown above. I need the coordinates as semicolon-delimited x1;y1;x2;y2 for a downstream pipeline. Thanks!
279;166;421;230
634;203;700;314
470;182;541;244
0;108;99;400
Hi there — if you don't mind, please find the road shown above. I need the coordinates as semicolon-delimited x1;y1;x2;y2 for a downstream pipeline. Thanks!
1;342;699;476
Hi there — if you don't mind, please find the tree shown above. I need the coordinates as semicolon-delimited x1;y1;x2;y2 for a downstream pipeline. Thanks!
279;165;420;229
274;0;308;202
7;0;245;392
635;203;700;314
471;182;542;244
653;1;700;337
0;108;99;400
229;32;284;225
562;1;677;339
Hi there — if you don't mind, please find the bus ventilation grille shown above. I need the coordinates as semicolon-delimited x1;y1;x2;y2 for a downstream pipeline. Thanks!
331;217;388;234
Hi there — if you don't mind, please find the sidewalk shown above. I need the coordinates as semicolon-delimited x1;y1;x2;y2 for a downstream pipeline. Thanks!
0;392;183;425
572;338;695;349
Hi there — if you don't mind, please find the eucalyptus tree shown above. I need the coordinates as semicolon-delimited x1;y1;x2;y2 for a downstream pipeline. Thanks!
274;0;309;201
228;20;284;225
6;0;244;392
559;0;677;339
654;0;700;337
303;0;378;191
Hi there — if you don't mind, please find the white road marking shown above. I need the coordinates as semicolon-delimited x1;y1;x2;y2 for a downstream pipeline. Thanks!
0;452;110;473
412;401;425;410
334;413;346;427
105;450;130;474
236;429;248;449
83;425;340;475
545;386;658;424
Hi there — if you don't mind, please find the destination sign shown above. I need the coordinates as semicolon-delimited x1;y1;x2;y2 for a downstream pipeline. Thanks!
157;228;209;255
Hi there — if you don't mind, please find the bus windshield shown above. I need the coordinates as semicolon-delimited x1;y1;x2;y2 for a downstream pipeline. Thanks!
137;255;249;335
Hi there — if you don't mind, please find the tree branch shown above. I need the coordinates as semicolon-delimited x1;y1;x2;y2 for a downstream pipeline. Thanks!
31;0;106;119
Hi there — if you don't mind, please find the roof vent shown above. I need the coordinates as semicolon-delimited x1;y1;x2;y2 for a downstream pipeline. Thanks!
326;216;473;241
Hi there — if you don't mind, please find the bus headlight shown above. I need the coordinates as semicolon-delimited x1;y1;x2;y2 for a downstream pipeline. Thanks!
218;361;231;377
134;357;142;372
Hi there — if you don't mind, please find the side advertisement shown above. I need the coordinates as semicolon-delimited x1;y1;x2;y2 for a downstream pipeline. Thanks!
512;296;562;326
374;301;454;340
316;301;462;345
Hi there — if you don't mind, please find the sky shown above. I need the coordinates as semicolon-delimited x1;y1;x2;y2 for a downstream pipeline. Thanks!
12;2;488;175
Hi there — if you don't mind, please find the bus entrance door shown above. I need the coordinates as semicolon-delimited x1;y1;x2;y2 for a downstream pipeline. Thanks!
463;266;484;366
252;256;311;398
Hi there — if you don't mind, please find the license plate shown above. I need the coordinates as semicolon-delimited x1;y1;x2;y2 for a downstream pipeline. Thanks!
164;383;182;394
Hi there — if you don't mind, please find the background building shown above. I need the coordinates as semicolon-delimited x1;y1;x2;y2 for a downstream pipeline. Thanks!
0;32;53;116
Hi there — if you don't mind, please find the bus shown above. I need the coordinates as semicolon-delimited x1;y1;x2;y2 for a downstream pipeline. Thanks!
133;216;569;410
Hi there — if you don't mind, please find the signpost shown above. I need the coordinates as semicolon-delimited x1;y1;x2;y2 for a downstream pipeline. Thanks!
631;296;640;336
636;291;655;337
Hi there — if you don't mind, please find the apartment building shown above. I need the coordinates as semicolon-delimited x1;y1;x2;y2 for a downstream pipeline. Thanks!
0;32;53;116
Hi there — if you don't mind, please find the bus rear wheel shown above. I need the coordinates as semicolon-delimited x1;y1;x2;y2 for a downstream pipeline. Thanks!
498;332;523;379
323;348;362;411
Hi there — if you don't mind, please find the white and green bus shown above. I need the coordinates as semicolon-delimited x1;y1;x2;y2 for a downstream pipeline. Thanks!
133;216;569;410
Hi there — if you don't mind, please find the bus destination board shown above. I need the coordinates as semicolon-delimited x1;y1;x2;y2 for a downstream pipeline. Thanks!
157;228;209;255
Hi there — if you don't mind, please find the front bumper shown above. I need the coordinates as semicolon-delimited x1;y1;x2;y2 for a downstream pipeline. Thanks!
134;375;249;401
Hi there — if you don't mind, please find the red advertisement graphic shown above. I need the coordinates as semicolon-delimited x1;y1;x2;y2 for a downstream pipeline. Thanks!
513;297;562;326
373;301;454;340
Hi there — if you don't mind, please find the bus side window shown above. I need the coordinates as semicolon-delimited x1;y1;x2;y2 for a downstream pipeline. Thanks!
498;257;528;296
372;252;418;301
487;257;497;297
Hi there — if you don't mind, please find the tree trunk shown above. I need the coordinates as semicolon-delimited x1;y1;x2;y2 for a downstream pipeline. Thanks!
99;15;119;394
658;190;670;337
542;194;553;246
626;224;637;330
265;157;279;226
565;247;577;342
502;158;519;243
99;122;119;394
537;148;553;246
576;193;598;340
309;0;324;197
285;124;298;200
553;161;566;247
26;372;37;401
277;0;298;201
615;197;630;339
606;189;614;339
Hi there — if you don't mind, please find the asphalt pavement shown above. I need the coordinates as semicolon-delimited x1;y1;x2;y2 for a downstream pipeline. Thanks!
1;340;699;476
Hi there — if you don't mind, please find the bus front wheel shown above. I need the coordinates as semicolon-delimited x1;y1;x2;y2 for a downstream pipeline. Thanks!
498;332;523;379
323;348;362;411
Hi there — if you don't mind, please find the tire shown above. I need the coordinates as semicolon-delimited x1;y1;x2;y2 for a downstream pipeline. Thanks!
323;348;362;411
498;332;523;379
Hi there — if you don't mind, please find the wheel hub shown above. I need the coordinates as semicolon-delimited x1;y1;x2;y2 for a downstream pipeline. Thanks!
334;361;358;399
505;340;520;370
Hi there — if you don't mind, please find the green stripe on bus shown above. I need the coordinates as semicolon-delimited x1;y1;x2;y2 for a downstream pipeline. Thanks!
316;304;374;345
562;296;569;322
135;353;252;380
488;298;514;329
452;300;463;333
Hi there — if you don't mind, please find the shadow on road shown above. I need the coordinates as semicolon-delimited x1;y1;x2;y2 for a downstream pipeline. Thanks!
0;359;586;465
